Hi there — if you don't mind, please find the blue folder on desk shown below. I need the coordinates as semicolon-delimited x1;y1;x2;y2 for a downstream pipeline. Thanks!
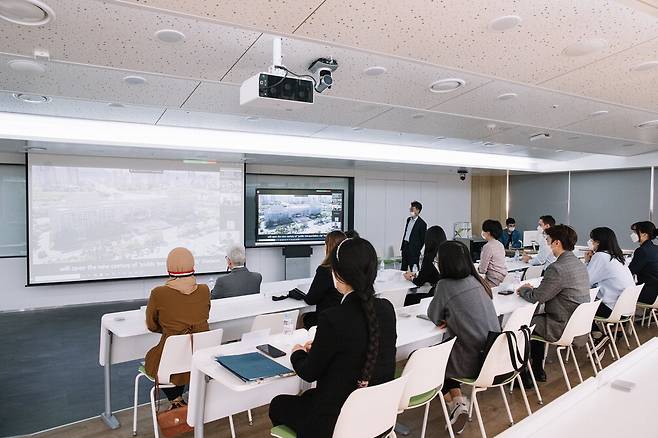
216;352;295;382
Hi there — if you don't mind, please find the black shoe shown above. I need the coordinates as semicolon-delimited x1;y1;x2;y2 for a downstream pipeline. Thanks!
532;365;547;382
520;368;534;389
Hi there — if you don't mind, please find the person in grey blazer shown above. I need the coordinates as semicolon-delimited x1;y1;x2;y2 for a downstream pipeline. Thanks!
517;224;589;384
212;245;262;299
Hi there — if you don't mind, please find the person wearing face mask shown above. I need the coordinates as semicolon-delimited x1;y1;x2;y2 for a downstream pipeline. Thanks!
211;245;262;299
477;219;508;286
517;225;589;387
522;215;557;268
499;217;523;249
400;200;427;271
584;227;635;338
302;230;347;329
628;221;658;306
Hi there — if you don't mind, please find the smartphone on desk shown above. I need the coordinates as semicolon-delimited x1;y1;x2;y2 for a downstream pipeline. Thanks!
416;314;431;321
257;344;286;359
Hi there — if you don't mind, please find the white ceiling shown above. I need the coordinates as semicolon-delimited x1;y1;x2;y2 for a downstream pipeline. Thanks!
0;0;657;165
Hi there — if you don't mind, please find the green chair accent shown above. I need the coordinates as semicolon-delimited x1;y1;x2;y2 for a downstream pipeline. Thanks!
408;389;438;408
270;425;296;438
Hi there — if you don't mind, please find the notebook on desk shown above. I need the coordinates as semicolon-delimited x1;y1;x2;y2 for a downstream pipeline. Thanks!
216;352;295;382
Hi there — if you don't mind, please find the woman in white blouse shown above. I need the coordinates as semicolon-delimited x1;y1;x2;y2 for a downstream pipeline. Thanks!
478;219;508;286
585;227;635;333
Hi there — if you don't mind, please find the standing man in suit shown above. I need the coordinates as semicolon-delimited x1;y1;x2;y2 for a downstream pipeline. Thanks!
211;245;262;299
400;201;427;271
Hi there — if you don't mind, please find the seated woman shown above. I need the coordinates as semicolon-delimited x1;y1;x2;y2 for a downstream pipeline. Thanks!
269;238;397;438
427;240;499;434
144;247;210;408
629;221;658;306
585;227;635;336
478;219;508;287
403;225;447;306
302;230;347;329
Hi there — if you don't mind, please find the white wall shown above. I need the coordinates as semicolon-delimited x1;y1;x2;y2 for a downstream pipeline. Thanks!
0;161;470;311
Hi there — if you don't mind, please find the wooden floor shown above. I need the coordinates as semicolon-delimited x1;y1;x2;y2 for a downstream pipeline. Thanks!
33;325;656;438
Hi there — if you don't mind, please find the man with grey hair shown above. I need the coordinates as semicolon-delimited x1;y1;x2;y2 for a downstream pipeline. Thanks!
211;245;263;299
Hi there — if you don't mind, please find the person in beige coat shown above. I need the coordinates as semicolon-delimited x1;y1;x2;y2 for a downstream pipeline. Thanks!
144;247;210;409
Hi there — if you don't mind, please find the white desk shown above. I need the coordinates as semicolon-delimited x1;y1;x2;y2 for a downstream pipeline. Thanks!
98;270;414;428
497;337;658;437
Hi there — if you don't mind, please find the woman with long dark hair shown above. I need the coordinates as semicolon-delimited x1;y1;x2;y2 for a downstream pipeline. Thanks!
269;238;397;438
426;240;499;434
629;221;658;305
403;225;447;305
585;227;635;332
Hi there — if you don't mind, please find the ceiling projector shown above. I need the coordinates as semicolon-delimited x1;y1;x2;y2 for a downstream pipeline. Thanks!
240;72;314;108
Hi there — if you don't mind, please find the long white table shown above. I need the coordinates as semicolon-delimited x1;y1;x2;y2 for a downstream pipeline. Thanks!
187;282;540;437
98;270;414;428
497;337;658;437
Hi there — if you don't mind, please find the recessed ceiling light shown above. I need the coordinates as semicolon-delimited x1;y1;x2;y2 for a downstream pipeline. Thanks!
483;142;496;148
562;38;608;57
8;59;45;74
496;92;518;101
107;103;125;108
622;143;635;147
123;75;147;85
486;123;497;130
632;61;658;72
487;15;522;32
637;120;658;128
589;110;609;117
245;116;259;122
363;66;387;76
429;78;465;93
412;113;425;119
0;0;54;26
352;127;363;131
12;92;49;103
555;149;564;153
435;136;446;141
155;29;185;43
24;146;47;152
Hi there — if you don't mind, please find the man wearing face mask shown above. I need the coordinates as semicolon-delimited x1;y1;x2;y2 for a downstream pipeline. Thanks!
522;215;557;268
211;245;262;299
400;201;427;271
499;217;523;249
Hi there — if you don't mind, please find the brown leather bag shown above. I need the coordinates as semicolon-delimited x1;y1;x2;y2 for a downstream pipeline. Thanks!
155;333;194;438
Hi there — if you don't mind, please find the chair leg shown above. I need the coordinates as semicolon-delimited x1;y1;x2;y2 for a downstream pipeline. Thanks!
564;347;571;363
607;324;621;360
620;322;631;350
642;308;647;327
526;364;543;404
228;415;236;438
468;387;476;421
630;317;642;348
499;386;514;426
472;390;487;438
420;402;430;438
585;340;598;376
516;375;533;417
569;345;583;384
652;309;658;328
133;374;142;436
508;379;515;394
149;386;160;438
438;393;456;438
588;334;603;372
247;409;253;426
556;347;571;391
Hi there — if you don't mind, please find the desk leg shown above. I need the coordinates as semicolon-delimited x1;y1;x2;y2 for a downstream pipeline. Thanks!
100;330;120;429
192;374;208;438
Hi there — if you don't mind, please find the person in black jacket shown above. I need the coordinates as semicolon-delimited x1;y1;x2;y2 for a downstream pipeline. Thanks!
269;237;398;438
403;225;447;306
302;230;347;329
400;201;427;271
629;221;658;305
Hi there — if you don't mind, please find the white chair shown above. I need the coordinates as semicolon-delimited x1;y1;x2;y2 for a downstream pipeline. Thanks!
455;328;533;438
377;288;407;309
532;300;602;392
251;310;300;334
594;284;643;361
132;328;223;438
398;338;457;438
637;294;658;328
523;266;543;281
503;303;543;405
270;374;410;438
589;287;600;302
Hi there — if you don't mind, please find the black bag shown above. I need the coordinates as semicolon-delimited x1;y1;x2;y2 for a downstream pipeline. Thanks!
479;325;531;383
271;287;307;301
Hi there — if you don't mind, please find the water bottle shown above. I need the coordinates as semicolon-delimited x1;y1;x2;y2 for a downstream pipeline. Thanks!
282;312;294;336
378;259;385;271
514;250;520;261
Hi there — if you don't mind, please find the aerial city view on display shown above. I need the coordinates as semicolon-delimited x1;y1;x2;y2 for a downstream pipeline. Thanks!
256;189;344;244
29;164;243;282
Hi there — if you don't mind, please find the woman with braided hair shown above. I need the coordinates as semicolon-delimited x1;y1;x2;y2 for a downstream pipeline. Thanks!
269;237;397;438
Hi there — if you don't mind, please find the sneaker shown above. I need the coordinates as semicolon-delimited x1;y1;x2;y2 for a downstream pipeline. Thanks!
592;330;604;340
448;396;469;434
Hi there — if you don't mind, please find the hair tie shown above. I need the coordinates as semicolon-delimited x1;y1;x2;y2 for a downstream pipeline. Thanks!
335;237;352;262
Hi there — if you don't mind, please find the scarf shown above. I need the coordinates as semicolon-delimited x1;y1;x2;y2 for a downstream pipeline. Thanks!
165;247;198;295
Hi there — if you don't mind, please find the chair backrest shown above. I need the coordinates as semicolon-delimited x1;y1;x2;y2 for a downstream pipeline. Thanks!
398;338;456;411
589;287;600;302
376;289;407;309
474;327;531;387
250;310;300;334
553;300;601;346
523;266;543;280
158;328;223;384
502;303;539;332
608;284;644;322
332;375;409;438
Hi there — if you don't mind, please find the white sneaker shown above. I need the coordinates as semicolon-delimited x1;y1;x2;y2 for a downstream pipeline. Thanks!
448;396;469;434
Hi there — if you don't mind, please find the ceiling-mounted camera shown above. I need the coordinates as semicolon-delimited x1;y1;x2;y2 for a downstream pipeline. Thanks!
309;57;338;93
457;168;469;181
